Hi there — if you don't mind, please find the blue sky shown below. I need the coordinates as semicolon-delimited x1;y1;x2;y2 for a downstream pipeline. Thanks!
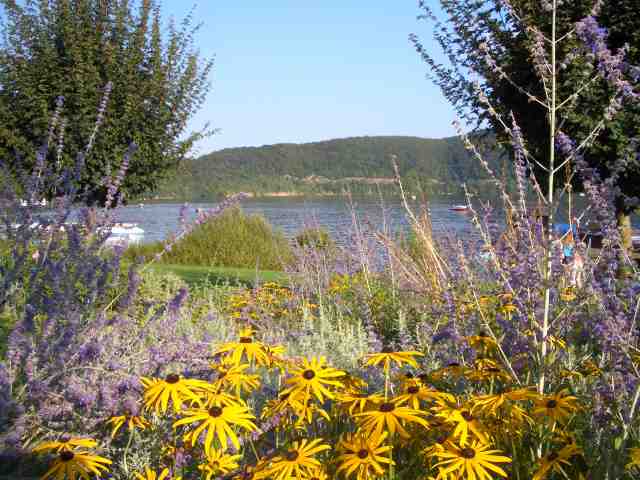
163;1;457;154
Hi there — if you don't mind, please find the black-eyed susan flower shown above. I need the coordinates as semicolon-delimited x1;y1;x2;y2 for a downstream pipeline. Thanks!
430;439;511;479
337;391;385;416
33;437;98;454
174;403;258;455
134;467;174;480
215;327;270;366
354;398;429;438
363;348;424;372
472;388;532;417
198;450;243;479
437;407;488;446
200;390;246;408
106;414;150;438
41;449;112;480
532;389;579;424
261;438;330;480
281;356;345;403
336;431;394;480
395;382;453;410
532;442;582;480
467;331;498;351
560;287;576;301
627;447;640;470
307;467;329;480
212;362;261;396
141;374;210;415
289;396;331;425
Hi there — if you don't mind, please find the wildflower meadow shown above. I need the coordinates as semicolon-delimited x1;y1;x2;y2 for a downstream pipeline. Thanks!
1;1;640;479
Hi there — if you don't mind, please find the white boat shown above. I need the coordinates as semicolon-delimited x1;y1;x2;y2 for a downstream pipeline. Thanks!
449;204;469;212
105;223;144;246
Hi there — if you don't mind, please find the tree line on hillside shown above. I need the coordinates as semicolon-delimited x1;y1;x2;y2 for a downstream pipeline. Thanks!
155;135;511;200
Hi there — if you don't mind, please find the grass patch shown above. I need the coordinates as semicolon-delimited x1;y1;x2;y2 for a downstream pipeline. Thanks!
148;263;288;287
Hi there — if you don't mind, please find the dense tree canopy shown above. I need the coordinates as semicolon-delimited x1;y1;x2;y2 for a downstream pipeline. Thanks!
411;0;640;217
0;0;213;205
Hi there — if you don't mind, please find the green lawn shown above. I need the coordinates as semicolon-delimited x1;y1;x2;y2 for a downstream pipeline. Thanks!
148;263;288;287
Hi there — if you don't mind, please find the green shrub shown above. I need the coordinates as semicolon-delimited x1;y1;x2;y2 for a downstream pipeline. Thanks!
295;227;335;250
125;207;292;270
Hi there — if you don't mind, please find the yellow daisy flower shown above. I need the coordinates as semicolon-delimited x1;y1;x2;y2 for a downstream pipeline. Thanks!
141;374;211;415
281;356;345;403
261;438;331;480
626;447;640;470
337;430;394;480
532;389;579;424
395;382;453;410
106;414;150;438
438;407;488;446
337;391;385;415
200;390;247;408
431;439;511;479
173;403;258;455
198;450;243;479
134;467;171;480
289;396;331;426
472;388;532;416
363;348;424;372
215;327;270;366
212;362;261;396
33;437;97;454
467;331;497;351
533;443;582;480
41;450;112;480
354;398;429;438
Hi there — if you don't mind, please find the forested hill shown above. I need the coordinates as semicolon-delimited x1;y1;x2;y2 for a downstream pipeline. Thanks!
155;135;507;200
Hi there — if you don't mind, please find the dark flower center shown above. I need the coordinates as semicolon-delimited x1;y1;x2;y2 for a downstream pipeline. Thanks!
546;400;558;409
404;372;414;378
436;434;448;444
381;346;394;353
447;362;460;368
461;411;473;421
548;452;559;461
208;406;223;417
285;450;299;461
239;337;253;343
407;386;420;394
59;450;75;462
461;448;476;459
165;373;180;384
478;331;487;337
380;402;395;413
357;449;369;459
418;373;430;383
486;367;501;373
302;369;316;380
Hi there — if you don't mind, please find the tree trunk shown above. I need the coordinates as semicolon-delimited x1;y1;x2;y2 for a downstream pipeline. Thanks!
617;209;633;278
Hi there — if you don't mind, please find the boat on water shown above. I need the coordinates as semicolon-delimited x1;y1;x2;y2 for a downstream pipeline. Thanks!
105;223;144;246
449;204;469;212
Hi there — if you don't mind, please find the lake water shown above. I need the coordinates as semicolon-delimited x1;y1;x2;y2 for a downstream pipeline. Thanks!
110;194;640;247
112;197;481;245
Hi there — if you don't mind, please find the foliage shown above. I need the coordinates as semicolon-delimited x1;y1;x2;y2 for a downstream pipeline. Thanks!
156;135;510;200
411;0;640;219
294;227;335;251
125;207;294;270
0;0;213;205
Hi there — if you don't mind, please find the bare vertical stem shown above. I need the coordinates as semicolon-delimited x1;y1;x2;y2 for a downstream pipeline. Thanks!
539;0;558;397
